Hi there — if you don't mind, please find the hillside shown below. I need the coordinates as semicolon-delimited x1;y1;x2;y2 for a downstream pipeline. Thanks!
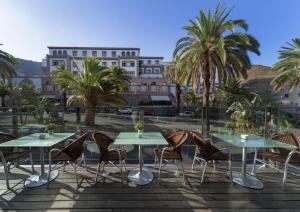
14;58;42;77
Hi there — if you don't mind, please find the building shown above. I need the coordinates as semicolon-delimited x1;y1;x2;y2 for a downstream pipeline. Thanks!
42;46;173;107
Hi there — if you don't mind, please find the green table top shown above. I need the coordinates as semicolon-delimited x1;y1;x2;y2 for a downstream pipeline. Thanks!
0;133;75;148
212;133;296;149
114;132;168;145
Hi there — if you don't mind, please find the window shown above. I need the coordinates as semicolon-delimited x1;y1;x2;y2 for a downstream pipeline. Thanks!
130;62;135;67
147;60;151;65
151;82;156;85
58;50;62;56
131;51;136;57
63;50;67;56
92;51;97;57
155;60;159;64
73;71;79;76
72;51;77;57
284;93;289;98
53;61;59;66
126;51;130;57
298;93;300;97
53;50;57;56
121;51;125;57
72;61;77;68
112;51;116;57
140;60;143;65
102;62;107;67
82;51;87;57
46;84;54;92
112;62;117;66
122;62;127;67
154;68;160;73
146;68;151;74
102;51;107;57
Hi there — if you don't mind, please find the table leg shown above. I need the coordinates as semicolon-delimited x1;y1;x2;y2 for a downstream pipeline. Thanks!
25;147;59;188
128;145;153;185
231;147;264;189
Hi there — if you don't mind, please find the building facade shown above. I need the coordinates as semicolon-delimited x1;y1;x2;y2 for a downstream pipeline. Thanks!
42;46;173;106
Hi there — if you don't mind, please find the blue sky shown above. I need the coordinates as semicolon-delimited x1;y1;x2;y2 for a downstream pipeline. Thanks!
0;0;299;66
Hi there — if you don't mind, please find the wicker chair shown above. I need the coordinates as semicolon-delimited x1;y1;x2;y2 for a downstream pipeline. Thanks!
252;133;300;188
0;133;34;189
92;132;126;183
47;133;87;188
191;132;232;183
154;131;189;184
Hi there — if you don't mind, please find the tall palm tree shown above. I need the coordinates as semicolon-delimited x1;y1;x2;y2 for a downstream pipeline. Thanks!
174;4;260;134
166;58;181;115
0;47;18;81
271;37;300;91
53;58;131;125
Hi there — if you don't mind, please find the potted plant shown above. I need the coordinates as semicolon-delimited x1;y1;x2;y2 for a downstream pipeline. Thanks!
45;123;57;135
134;122;144;138
225;122;235;135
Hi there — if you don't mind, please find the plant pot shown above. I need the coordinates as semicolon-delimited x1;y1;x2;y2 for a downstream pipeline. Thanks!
137;130;143;138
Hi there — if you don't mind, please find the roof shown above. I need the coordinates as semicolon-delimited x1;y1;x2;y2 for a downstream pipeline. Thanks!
47;46;140;50
139;56;164;59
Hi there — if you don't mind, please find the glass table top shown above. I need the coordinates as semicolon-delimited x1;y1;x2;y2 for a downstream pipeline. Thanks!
115;132;168;145
212;132;297;149
0;133;75;147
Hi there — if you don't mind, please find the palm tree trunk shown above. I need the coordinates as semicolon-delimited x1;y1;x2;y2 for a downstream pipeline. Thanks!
84;102;95;125
175;83;181;116
202;57;211;136
1;95;5;107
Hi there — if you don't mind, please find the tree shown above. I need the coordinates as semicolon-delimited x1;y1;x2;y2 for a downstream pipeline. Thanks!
166;58;181;115
174;4;260;134
271;37;300;91
214;79;253;107
184;91;202;107
53;57;130;125
0;81;10;107
0;47;18;81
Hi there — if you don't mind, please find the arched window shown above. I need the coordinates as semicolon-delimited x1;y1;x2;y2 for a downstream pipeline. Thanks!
63;50;67;55
58;50;62;56
53;50;57;56
126;51;130;57
121;51;125;57
131;51;135;57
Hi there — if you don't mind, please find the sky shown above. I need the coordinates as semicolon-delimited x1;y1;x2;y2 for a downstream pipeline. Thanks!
0;0;299;66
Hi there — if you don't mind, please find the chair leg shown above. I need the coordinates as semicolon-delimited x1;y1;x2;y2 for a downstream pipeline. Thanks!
7;162;11;173
252;148;257;173
123;160;127;171
283;161;289;189
154;154;157;168
0;151;9;189
63;162;66;172
201;161;208;183
213;160;216;172
82;153;87;169
180;160;187;185
95;162;101;183
228;159;232;182
119;158;123;183
192;156;196;170
158;156;163;184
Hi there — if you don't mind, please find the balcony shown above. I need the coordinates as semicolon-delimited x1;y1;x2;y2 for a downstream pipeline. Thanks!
124;85;171;95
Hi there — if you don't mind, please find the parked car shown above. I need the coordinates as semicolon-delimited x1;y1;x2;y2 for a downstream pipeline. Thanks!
179;111;195;118
144;108;155;116
118;108;133;115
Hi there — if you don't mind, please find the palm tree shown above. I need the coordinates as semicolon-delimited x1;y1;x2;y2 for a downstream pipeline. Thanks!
166;58;181;115
0;47;18;81
214;79;253;107
53;57;130;125
174;4;260;134
271;37;300;91
184;91;202;108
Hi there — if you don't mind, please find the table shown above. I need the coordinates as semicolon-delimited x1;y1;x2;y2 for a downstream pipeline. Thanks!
115;132;168;185
212;133;296;189
0;133;75;188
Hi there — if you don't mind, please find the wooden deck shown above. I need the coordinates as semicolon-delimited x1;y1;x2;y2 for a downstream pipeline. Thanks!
1;165;300;211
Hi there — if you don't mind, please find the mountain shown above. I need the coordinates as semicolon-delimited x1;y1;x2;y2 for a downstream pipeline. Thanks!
14;58;42;77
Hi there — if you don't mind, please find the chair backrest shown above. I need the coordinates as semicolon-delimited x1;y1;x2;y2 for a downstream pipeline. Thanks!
0;133;16;154
92;132;114;155
272;133;300;155
167;131;189;152
191;132;220;160
62;133;87;162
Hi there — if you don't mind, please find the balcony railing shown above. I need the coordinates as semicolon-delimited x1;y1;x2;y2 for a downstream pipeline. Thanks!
125;85;170;95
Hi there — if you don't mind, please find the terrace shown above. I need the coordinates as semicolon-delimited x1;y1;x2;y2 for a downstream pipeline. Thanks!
1;108;300;211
